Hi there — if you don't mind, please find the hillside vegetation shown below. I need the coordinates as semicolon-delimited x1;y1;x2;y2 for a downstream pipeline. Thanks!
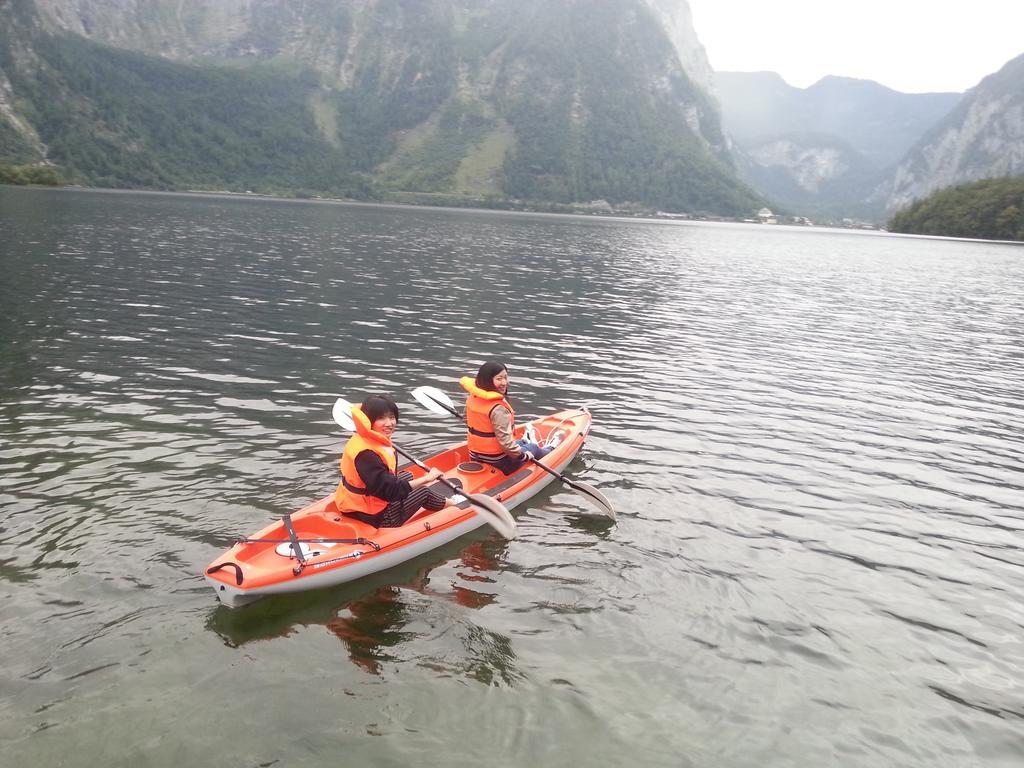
0;29;371;196
0;0;762;215
887;177;1024;241
0;163;63;185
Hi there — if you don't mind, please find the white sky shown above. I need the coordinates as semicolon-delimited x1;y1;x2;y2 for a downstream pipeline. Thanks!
687;0;1024;93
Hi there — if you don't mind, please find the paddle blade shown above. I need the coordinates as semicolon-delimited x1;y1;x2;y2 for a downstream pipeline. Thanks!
465;493;517;539
411;386;458;417
565;479;616;520
332;398;355;432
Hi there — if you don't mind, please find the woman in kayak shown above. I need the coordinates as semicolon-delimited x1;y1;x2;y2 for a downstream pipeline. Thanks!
335;394;447;527
460;361;557;474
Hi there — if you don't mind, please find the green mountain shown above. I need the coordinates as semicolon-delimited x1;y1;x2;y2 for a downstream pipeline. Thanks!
0;0;762;215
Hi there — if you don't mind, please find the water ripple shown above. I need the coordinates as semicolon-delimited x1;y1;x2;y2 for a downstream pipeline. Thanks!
2;188;1024;766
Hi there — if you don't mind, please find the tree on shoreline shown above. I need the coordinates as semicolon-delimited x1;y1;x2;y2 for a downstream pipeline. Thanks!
0;164;64;186
888;177;1024;241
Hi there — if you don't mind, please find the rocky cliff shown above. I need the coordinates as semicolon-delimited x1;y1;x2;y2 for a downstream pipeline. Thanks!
0;0;761;213
642;0;714;96
31;0;719;94
879;53;1024;212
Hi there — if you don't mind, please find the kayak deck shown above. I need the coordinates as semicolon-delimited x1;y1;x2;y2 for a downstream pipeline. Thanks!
205;407;591;607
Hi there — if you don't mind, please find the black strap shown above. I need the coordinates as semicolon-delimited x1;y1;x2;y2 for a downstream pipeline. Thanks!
467;425;497;437
206;562;243;586
341;477;368;494
469;449;506;462
282;514;306;572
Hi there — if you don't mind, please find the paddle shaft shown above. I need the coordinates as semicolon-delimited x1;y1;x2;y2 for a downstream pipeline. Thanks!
392;442;464;498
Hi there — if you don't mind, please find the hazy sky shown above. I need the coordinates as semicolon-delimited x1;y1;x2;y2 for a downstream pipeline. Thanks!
687;0;1024;94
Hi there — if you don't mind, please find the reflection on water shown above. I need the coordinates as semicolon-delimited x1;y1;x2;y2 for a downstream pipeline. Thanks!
208;539;520;683
327;589;420;676
3;187;1024;767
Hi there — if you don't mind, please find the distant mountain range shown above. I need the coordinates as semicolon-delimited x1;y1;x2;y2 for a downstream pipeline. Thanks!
0;0;762;215
1;0;1021;221
716;59;1024;220
716;73;960;169
715;72;962;217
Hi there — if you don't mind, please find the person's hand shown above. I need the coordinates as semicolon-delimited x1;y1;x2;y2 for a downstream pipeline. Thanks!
426;467;443;481
521;451;535;461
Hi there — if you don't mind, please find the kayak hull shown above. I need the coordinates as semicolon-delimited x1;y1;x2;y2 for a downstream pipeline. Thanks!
205;407;592;608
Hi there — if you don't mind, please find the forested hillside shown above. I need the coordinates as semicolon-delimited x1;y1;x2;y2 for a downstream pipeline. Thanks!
887;177;1024;241
0;28;369;196
0;0;763;215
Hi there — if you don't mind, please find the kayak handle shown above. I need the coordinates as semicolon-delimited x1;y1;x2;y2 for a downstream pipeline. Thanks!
206;561;243;586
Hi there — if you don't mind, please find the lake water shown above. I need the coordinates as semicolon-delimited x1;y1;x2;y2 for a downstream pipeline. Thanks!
2;186;1023;767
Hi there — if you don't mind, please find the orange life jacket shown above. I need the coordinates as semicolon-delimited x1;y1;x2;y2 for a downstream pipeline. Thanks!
460;375;515;462
334;406;398;515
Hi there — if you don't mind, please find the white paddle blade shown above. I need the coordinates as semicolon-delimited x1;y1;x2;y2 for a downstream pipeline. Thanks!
466;494;517;539
411;386;457;416
571;481;616;519
332;398;355;432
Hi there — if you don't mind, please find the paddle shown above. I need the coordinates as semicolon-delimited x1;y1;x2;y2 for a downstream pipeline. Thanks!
410;385;616;519
331;398;516;539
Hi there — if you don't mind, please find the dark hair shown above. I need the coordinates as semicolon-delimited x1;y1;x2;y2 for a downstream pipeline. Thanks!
475;360;508;392
361;394;400;424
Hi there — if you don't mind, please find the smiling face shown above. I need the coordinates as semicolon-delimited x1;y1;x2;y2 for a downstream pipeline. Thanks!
371;412;397;439
492;369;509;395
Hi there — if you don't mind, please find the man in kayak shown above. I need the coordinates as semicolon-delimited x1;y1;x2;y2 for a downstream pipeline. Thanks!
460;361;558;474
335;394;447;527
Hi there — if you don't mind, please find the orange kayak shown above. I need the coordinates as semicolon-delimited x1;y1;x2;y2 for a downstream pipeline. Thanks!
205;407;592;608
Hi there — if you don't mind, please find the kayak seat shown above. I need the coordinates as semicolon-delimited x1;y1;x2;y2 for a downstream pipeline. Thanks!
435;477;464;499
457;461;486;473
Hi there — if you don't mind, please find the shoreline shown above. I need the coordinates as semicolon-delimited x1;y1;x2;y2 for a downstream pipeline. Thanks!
2;181;902;235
